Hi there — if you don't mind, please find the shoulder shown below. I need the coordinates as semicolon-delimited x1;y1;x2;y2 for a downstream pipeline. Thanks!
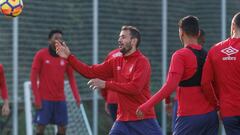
35;48;48;56
137;52;150;66
172;48;190;59
107;49;122;59
108;48;120;55
211;38;229;50
208;39;229;55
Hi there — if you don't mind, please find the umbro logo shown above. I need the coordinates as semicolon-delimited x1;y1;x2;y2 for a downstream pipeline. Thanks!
221;46;239;56
221;46;239;61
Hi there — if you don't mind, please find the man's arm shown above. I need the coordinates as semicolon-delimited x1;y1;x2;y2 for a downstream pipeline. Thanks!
0;65;8;100
136;52;184;118
201;51;219;108
0;65;10;116
30;52;42;109
137;72;182;116
67;55;113;80
56;40;113;80
66;65;81;107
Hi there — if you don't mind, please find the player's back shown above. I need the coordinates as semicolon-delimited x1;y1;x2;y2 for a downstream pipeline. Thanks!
209;38;240;117
172;44;214;116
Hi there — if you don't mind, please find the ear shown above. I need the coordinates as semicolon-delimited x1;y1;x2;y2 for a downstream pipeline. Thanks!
179;28;183;36
197;30;200;37
233;22;236;31
231;22;236;36
131;38;138;47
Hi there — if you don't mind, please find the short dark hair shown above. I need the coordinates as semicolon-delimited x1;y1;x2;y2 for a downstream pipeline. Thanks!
121;25;141;48
48;29;63;39
233;12;240;29
178;15;199;37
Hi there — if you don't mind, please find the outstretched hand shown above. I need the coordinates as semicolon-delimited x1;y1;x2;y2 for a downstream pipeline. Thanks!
2;100;10;116
55;40;71;59
87;78;106;90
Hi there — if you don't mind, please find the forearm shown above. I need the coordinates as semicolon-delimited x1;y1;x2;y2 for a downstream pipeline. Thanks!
72;87;80;102
1;86;8;100
105;81;144;95
68;55;111;79
3;99;9;105
0;72;8;100
139;73;181;113
201;81;219;108
68;55;98;78
30;69;41;104
67;70;81;103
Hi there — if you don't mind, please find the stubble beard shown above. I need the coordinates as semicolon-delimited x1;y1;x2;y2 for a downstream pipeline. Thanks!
120;42;132;55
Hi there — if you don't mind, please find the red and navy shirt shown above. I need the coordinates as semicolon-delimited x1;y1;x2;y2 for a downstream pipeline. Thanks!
68;50;156;121
0;64;8;100
101;48;122;104
202;38;240;117
30;48;80;106
139;44;214;116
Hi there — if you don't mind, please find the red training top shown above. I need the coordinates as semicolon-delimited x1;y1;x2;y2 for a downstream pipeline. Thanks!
0;64;8;100
31;48;81;106
101;48;122;104
68;50;156;121
201;38;240;117
138;44;214;116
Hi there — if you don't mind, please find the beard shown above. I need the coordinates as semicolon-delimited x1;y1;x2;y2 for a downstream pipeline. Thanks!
120;42;132;55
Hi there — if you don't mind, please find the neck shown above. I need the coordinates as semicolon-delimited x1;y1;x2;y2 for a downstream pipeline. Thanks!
124;48;137;56
183;37;198;47
231;31;240;38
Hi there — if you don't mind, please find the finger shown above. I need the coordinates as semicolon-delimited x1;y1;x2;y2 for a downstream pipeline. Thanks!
2;109;7;116
136;109;144;119
93;86;98;90
87;80;94;86
55;40;61;46
3;110;9;116
89;85;95;90
62;41;67;47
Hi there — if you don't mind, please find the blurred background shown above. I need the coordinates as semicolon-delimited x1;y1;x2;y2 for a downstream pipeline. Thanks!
0;0;239;135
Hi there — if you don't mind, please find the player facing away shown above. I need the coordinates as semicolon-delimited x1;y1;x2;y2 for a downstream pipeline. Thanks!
136;16;219;135
165;28;206;133
101;48;122;121
55;25;163;135
0;64;10;117
201;12;240;135
30;30;81;135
